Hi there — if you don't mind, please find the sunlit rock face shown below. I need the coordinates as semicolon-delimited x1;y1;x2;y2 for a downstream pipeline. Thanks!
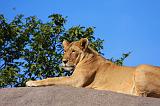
1;86;160;106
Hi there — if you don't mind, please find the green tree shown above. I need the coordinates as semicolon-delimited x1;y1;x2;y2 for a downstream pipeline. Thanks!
0;14;129;88
0;14;105;88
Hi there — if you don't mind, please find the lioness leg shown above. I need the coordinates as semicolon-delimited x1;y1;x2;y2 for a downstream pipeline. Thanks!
134;65;160;97
26;76;84;87
134;86;148;97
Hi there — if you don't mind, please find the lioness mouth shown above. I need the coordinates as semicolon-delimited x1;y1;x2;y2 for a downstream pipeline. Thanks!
60;65;75;71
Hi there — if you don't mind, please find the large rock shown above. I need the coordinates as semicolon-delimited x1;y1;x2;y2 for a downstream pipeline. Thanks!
0;86;160;106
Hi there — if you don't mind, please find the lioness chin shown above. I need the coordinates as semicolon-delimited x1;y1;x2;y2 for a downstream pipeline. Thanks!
26;38;160;98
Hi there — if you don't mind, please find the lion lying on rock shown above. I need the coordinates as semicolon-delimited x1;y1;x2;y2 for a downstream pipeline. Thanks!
26;38;160;97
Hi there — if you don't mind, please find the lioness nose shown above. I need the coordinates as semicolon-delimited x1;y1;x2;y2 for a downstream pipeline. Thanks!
62;59;68;64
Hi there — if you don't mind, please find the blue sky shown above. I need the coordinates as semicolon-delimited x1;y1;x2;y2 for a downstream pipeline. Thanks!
0;0;160;66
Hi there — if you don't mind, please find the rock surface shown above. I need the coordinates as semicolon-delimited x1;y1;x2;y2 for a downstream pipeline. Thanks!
1;86;160;106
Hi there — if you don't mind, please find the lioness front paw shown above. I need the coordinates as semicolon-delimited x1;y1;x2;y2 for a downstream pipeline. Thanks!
26;81;38;87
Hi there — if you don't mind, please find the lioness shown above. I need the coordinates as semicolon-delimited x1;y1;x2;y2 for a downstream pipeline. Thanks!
26;38;160;97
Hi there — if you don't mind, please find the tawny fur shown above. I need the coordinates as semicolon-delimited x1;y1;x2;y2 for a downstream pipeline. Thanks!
26;38;160;98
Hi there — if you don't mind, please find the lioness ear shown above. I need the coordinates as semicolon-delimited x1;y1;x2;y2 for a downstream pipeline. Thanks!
80;38;89;50
63;40;70;48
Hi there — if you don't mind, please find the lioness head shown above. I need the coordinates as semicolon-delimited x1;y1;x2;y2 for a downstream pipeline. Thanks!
62;38;89;71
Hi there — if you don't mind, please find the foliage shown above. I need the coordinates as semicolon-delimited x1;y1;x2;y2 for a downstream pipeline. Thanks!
0;14;130;88
109;52;131;66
